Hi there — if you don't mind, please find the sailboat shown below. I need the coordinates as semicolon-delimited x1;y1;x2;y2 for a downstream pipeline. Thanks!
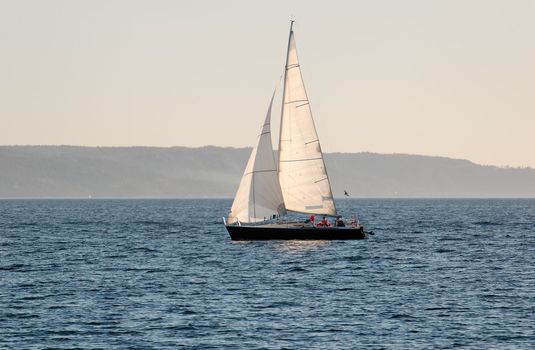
224;21;368;240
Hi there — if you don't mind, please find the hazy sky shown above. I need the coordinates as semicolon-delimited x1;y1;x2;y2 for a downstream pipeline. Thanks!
1;0;534;167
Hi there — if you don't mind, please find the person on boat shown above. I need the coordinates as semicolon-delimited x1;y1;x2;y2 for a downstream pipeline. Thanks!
335;216;345;227
316;216;331;227
309;215;315;226
350;216;360;228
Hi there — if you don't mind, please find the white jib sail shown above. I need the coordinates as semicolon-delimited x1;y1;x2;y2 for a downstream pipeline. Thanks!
278;28;337;216
228;92;286;224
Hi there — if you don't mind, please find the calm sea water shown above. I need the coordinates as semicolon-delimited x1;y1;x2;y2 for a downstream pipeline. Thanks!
1;199;534;349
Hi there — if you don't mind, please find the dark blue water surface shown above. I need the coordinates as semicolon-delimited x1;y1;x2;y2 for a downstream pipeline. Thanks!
1;199;534;349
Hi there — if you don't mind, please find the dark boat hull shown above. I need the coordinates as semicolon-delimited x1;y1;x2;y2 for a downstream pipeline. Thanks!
225;224;368;241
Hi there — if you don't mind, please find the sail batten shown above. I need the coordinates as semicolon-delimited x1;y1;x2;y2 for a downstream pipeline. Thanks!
277;27;337;217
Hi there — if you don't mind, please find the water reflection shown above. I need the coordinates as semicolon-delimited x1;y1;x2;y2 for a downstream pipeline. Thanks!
273;240;331;253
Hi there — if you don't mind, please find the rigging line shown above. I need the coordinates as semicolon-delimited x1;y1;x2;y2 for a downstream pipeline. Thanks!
305;139;319;145
280;157;322;162
314;177;328;184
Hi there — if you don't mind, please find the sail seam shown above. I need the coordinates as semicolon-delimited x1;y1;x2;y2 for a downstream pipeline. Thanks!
285;208;338;217
280;157;322;162
284;99;308;104
243;169;277;176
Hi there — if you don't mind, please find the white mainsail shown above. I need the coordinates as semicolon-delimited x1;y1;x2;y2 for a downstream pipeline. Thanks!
278;25;337;216
228;92;286;224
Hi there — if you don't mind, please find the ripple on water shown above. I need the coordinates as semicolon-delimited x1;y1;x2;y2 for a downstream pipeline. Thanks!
0;198;534;349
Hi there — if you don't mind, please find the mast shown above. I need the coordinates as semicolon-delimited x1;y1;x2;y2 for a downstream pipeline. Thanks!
277;20;294;169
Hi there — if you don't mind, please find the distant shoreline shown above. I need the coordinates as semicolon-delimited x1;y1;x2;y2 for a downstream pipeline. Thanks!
2;146;535;198
1;144;533;170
